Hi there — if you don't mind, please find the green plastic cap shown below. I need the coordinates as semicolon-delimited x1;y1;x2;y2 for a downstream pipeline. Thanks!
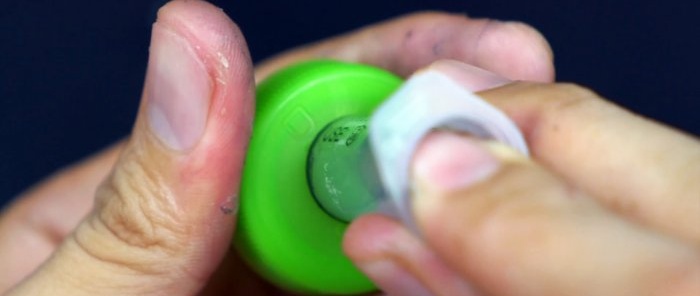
234;60;402;294
308;116;386;222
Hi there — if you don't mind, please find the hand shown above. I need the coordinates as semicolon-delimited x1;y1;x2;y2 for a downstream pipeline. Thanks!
0;0;554;294
343;60;700;295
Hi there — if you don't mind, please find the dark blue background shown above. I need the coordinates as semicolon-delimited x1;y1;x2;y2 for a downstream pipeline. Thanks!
1;0;698;206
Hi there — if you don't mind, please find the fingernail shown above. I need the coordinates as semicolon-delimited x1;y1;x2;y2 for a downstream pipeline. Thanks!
361;260;432;296
429;59;510;92
412;132;500;194
146;23;211;151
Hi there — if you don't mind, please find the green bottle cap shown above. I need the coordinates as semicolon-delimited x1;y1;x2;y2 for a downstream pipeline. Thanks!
235;60;402;294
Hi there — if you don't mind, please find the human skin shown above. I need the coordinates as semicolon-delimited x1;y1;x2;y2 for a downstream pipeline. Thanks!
19;0;700;295
344;61;700;295
2;1;699;295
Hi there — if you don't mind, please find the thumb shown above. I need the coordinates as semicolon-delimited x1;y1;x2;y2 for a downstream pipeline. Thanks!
9;1;254;295
410;132;700;296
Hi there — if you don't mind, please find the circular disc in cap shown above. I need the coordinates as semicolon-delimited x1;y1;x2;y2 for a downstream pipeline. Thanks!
235;60;402;294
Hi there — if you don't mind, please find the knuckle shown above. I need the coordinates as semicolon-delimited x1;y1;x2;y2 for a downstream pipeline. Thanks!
400;11;485;30
97;156;186;250
546;84;598;118
78;153;188;269
462;165;579;249
540;83;596;105
549;83;600;106
527;82;607;141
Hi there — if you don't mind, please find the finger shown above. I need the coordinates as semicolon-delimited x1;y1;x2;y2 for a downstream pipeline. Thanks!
475;82;700;246
254;12;554;83
343;60;513;296
411;132;700;296
428;59;511;91
8;0;254;295
0;142;122;291
344;214;480;296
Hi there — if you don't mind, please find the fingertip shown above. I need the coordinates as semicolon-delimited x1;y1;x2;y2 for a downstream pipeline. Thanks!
343;214;403;262
140;0;254;162
344;215;479;296
157;0;238;35
147;0;254;171
156;0;252;76
473;21;555;82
